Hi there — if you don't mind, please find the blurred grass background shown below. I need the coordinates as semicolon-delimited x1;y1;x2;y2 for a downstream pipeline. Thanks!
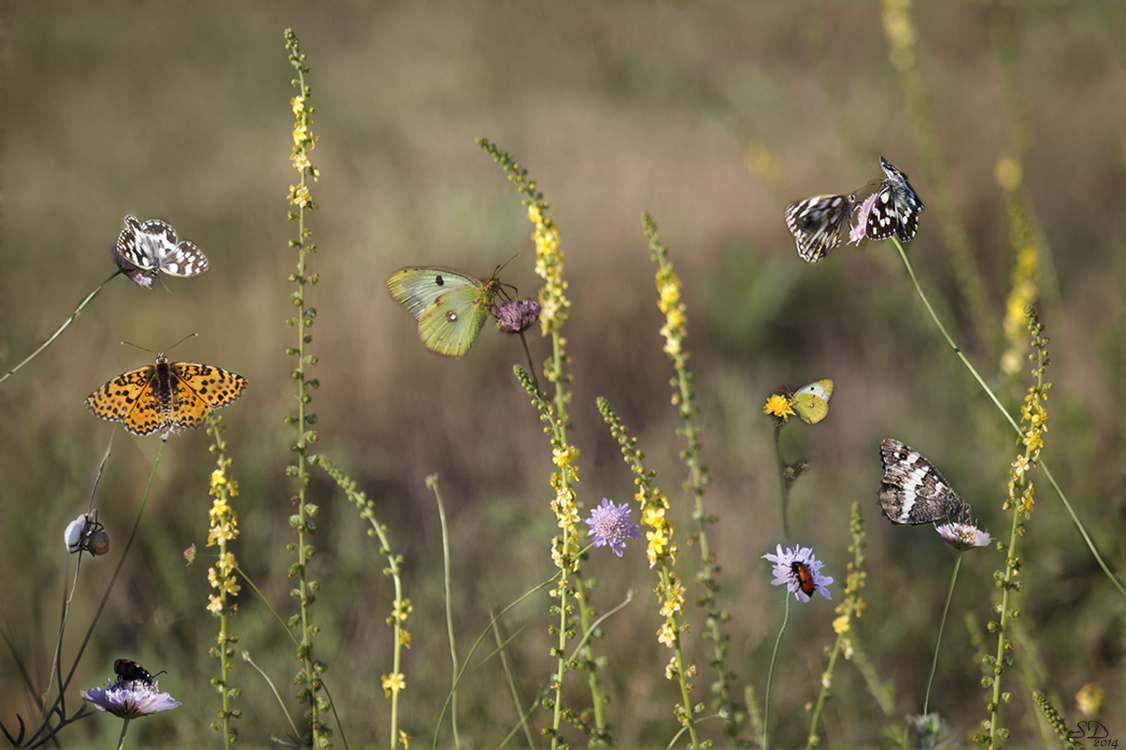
1;1;1124;746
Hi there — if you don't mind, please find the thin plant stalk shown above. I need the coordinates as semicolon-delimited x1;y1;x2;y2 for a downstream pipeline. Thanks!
923;553;961;716
890;237;1123;597
0;270;122;386
429;476;461;750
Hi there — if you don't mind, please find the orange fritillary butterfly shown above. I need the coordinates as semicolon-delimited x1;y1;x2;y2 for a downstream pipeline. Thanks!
85;355;247;436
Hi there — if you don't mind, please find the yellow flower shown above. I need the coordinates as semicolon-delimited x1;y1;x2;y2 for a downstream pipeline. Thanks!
217;552;237;575
399;629;412;648
832;614;851;634
207;594;223;614
763;393;795;421
657;622;676;648
224;577;241;596
382;672;406;698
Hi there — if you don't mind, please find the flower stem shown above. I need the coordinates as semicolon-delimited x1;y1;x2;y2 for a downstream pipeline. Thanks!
891;237;1124;598
116;716;131;750
762;594;791;750
0;270;121;385
924;552;961;715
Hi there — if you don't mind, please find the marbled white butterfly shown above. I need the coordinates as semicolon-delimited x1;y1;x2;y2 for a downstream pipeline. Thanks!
878;438;972;525
115;215;209;280
784;193;857;263
865;157;924;243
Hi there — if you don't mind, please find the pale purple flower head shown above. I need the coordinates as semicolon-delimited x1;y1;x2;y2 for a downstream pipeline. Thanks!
82;678;180;719
495;299;541;333
583;498;642;557
935;519;992;551
763;543;833;602
111;244;154;288
849;193;879;245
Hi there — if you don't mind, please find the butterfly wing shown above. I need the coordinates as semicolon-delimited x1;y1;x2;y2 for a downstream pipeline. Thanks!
874;157;924;243
878;438;971;524
785;194;855;262
157;241;209;277
85;366;159;434
387;267;481;320
417;282;496;356
789;378;834;424
864;185;898;241
168;363;248;429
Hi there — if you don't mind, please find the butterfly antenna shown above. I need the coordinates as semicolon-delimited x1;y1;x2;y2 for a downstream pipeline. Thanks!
164;333;199;354
157;274;173;296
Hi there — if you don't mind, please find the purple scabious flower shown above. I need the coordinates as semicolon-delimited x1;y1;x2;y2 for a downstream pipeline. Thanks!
583;498;642;557
935;519;992;551
495;298;541;333
762;543;833;602
849;193;879;245
111;244;154;288
82;678;181;718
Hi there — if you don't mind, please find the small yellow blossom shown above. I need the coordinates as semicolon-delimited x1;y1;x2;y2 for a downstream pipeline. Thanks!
1075;682;1104;718
763;393;795;420
398;730;411;749
657;622;676;648
399;629;412;648
832;614;851;634
224;578;241;596
207;594;222;614
381;672;406;698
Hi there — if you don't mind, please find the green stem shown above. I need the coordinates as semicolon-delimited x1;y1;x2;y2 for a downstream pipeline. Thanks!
892;238;1125;597
762;594;791;750
116;717;131;750
433;478;461;750
0;270;121;385
924;553;961;716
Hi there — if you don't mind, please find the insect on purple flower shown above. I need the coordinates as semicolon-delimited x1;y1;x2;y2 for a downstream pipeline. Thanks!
763;543;833;602
114;215;209;285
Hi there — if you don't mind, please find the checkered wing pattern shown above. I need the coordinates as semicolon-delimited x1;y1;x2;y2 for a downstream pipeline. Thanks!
116;215;209;278
865;157;924;242
784;193;856;263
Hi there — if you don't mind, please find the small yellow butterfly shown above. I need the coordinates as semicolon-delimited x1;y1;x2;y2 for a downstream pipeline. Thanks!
788;379;834;425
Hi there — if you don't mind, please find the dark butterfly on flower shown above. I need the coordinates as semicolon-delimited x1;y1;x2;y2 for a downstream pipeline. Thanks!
878;438;972;525
114;215;209;282
114;658;167;686
791;560;816;597
865;157;925;243
784;193;857;263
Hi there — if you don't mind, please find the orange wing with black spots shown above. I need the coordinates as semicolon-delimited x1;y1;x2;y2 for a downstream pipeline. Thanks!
85;355;247;436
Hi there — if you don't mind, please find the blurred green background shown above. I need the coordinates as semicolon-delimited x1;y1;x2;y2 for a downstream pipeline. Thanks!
1;1;1124;746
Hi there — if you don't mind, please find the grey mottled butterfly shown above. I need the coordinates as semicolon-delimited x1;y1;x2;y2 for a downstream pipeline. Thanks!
865;157;924;243
115;215;209;280
878;438;972;525
784;193;857;263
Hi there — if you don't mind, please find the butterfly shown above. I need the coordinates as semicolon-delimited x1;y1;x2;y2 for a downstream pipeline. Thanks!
878;438;972;525
114;658;166;686
787;379;834;424
64;511;110;556
85;355;247;436
386;267;503;356
784;193;857;262
865;157;925;242
791;560;816;597
114;215;209;281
